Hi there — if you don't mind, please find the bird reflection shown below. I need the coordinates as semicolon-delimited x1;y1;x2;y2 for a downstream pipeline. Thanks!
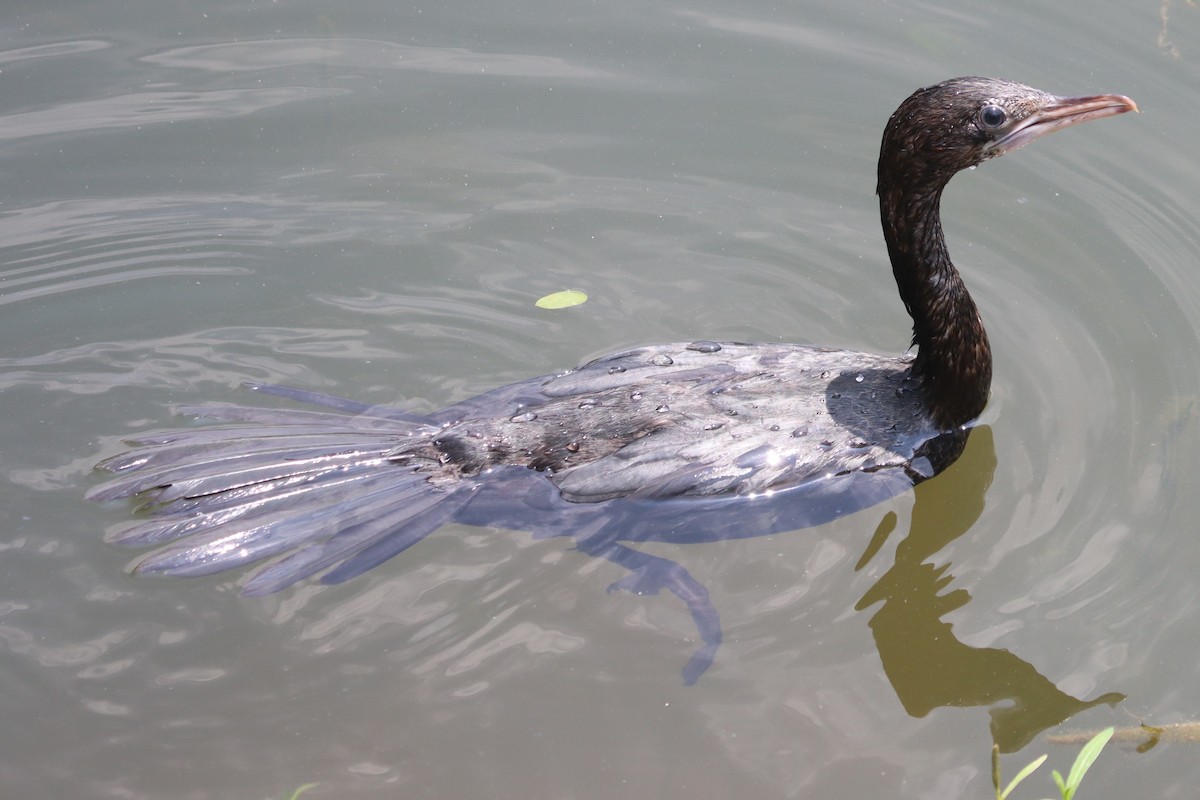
854;425;1123;752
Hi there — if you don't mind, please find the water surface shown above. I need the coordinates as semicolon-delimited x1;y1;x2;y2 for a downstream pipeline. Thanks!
3;0;1200;797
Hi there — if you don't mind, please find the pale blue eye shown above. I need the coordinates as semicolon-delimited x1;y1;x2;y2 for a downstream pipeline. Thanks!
980;104;1007;128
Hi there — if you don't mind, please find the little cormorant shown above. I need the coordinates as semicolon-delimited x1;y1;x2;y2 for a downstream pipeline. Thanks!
89;77;1137;682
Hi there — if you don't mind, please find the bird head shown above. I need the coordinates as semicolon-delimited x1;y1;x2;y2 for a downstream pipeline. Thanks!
878;76;1137;193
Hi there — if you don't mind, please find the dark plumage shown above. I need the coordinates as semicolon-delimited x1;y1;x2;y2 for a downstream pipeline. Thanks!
89;77;1136;683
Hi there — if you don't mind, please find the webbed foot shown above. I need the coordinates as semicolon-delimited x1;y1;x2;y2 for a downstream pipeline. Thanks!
579;540;723;684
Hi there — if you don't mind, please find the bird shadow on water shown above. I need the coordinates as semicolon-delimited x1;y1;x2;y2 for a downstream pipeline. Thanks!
853;425;1124;753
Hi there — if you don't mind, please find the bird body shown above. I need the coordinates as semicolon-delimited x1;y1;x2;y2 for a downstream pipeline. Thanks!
417;342;938;501
89;78;1136;682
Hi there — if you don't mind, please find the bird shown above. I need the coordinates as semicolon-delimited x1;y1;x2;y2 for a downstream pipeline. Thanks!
89;77;1136;683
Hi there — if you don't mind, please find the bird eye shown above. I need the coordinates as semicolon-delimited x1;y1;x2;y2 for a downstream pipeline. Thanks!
979;104;1008;128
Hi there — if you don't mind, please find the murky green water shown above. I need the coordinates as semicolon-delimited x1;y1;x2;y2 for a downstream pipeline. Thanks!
3;1;1200;797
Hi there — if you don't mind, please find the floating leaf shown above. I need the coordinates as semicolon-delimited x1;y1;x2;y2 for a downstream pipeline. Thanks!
535;289;588;309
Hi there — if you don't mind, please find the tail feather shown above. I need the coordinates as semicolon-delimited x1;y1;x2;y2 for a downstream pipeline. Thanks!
148;449;396;506
92;397;469;593
240;483;473;595
106;466;395;547
319;489;475;586
130;471;443;581
96;430;414;475
133;464;395;517
88;445;397;504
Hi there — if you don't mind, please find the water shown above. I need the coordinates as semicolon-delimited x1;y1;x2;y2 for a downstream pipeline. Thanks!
3;0;1200;797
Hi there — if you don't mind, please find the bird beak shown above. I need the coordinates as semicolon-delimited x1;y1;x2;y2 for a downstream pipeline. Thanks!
987;93;1138;156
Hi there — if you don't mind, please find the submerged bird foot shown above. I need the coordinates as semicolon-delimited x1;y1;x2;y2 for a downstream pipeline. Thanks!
581;540;724;684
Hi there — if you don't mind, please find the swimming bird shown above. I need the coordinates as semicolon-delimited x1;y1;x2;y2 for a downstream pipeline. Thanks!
89;77;1136;683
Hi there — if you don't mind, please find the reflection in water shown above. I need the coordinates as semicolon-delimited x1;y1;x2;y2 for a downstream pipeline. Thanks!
855;426;1124;753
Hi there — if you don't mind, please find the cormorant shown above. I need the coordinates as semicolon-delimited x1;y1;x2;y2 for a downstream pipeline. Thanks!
89;77;1137;683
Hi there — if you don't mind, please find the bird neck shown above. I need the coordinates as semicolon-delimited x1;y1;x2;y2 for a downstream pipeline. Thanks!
878;180;992;429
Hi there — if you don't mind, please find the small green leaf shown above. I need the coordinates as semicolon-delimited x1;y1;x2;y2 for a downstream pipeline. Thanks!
1052;768;1067;798
1063;726;1114;796
992;744;1002;798
535;289;588;309
286;784;319;800
1000;753;1046;800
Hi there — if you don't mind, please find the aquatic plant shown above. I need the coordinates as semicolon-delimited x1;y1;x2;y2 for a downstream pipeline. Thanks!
992;726;1113;800
282;784;318;800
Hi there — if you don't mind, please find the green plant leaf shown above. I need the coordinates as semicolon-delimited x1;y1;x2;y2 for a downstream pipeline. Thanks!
535;290;588;309
1063;726;1115;796
1000;753;1047;800
285;784;319;800
1052;768;1067;799
992;744;1002;799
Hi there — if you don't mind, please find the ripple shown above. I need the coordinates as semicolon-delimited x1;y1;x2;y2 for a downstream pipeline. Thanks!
142;38;619;81
0;193;468;311
443;621;585;676
0;624;129;667
0;40;111;66
0;197;263;307
0;87;348;143
155;667;227;686
0;326;398;395
81;699;131;717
